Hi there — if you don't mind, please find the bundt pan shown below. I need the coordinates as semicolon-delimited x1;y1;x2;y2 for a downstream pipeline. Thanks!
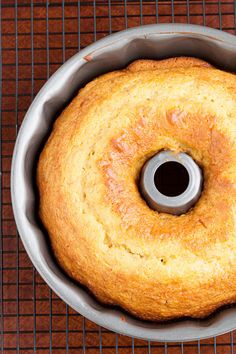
11;24;236;342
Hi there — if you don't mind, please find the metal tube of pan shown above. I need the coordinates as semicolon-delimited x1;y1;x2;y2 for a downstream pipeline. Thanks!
140;150;203;215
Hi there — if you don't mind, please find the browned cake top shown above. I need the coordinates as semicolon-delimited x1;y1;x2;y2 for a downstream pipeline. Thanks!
37;57;236;320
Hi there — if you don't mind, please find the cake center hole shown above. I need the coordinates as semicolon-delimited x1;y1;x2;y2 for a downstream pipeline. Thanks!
154;161;189;197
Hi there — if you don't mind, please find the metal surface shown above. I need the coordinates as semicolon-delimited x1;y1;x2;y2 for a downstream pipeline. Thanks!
1;0;236;352
140;151;203;215
11;23;236;342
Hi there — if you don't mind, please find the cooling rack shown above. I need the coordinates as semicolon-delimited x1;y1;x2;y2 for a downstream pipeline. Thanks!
1;0;236;352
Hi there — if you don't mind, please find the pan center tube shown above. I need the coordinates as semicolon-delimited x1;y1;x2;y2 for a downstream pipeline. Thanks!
140;150;203;215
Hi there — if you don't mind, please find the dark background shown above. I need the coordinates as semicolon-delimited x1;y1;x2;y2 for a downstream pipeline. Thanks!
1;0;236;352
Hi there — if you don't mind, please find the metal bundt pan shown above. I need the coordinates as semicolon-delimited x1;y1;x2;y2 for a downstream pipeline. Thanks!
11;24;236;342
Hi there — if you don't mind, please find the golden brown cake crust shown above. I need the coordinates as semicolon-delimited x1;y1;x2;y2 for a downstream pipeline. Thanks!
37;57;236;321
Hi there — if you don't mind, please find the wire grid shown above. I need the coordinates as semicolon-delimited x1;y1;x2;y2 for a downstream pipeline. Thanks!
1;0;236;352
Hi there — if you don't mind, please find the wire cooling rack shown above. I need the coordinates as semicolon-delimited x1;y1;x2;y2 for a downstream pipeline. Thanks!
1;0;236;352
